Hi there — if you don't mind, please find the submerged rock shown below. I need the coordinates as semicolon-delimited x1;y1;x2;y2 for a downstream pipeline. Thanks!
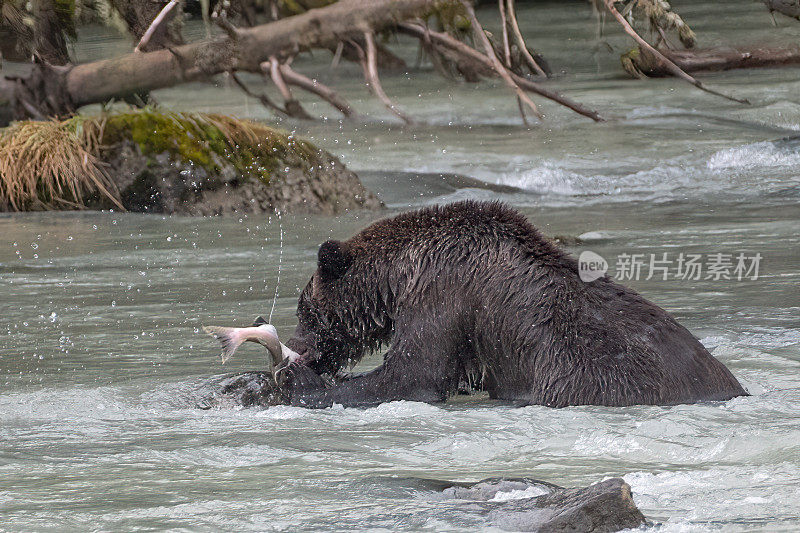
0;109;382;215
473;478;646;532
423;477;647;532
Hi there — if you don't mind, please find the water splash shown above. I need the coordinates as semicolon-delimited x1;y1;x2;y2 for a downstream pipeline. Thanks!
268;210;283;323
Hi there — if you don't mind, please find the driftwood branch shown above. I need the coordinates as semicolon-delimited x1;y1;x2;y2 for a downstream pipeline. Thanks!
498;0;512;67
410;22;455;79
361;32;414;124
279;64;355;118
135;0;181;53
0;0;604;125
330;42;345;69
602;0;750;104
398;22;604;122
230;72;287;116
461;1;543;120
498;1;528;125
627;44;800;76
0;0;440;118
266;57;313;119
505;0;547;77
112;0;184;52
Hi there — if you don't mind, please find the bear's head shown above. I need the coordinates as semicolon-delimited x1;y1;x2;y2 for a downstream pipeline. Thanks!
285;239;394;375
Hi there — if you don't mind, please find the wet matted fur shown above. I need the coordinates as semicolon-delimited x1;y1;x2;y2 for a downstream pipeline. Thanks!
281;200;747;408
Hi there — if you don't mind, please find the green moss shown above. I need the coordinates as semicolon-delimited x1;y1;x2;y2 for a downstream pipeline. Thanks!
95;108;322;186
426;2;471;34
102;109;225;171
54;0;77;38
620;47;657;79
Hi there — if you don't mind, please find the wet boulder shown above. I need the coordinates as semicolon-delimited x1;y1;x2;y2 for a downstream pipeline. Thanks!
442;477;647;532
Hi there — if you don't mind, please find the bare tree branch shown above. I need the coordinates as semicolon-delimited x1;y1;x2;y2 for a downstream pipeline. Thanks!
498;1;529;125
111;0;183;52
506;0;547;77
461;1;543;120
230;71;287;116
602;0;749;104
361;32;414;124
1;0;604;125
135;0;181;53
266;57;313;119
398;22;604;122
60;0;441;111
279;64;356;118
331;42;345;70
498;0;512;66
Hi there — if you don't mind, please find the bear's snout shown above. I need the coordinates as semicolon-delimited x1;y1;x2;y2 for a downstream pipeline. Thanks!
285;326;316;364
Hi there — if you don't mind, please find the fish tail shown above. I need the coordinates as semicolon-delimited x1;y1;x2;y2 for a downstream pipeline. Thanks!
202;326;244;364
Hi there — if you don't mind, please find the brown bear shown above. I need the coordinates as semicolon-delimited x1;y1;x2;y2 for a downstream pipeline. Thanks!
279;200;747;408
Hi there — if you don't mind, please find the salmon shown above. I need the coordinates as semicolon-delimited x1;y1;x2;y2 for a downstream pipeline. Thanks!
203;316;301;366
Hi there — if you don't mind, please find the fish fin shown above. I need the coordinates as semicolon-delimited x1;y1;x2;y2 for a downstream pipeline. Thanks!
202;326;244;364
252;316;268;327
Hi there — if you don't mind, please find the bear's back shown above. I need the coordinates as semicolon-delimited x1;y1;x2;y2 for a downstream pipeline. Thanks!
339;201;747;407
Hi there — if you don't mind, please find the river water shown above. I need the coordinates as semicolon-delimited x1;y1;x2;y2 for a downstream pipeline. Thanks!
2;1;800;531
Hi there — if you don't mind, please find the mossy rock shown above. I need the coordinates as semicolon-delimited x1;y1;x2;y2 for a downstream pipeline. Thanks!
0;109;382;215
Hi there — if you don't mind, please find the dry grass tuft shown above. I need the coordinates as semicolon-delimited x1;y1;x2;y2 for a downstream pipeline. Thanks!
0;117;123;211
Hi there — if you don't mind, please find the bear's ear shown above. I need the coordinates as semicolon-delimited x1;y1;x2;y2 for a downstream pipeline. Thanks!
318;240;353;279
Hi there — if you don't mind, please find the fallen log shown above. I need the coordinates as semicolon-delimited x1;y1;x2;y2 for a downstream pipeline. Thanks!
0;0;603;125
622;44;800;77
0;0;441;122
602;0;748;104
